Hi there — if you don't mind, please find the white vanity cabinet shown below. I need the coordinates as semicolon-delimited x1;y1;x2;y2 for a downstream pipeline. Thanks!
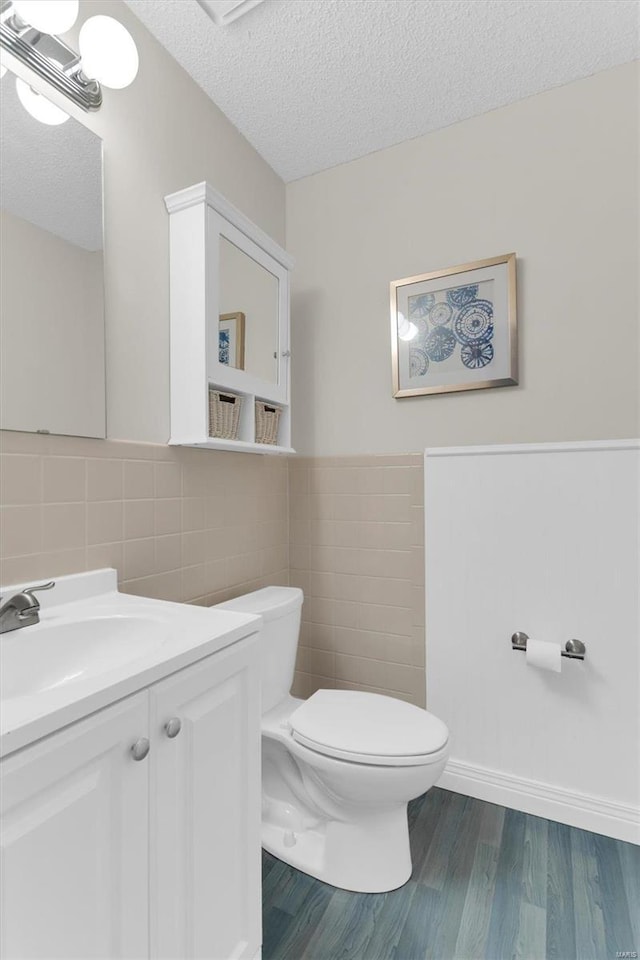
0;635;260;960
165;182;295;454
1;693;150;960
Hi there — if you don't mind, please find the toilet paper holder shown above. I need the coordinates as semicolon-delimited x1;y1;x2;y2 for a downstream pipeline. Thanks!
511;632;586;660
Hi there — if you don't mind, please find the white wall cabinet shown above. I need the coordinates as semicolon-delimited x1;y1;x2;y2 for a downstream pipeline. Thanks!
0;636;260;960
165;182;295;455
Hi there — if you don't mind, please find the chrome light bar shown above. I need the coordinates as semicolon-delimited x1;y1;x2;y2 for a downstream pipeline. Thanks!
0;0;101;111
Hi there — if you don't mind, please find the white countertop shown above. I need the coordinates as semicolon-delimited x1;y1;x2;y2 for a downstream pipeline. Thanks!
0;569;261;758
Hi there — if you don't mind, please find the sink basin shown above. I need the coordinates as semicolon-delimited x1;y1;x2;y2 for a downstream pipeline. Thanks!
1;615;168;700
0;568;262;758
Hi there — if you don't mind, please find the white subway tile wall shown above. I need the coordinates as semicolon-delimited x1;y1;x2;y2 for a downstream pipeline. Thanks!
288;455;425;707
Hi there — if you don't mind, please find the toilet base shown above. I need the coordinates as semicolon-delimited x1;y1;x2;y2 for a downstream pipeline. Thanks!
262;800;412;893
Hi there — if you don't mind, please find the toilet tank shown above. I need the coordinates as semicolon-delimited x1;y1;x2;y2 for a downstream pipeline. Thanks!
215;587;303;713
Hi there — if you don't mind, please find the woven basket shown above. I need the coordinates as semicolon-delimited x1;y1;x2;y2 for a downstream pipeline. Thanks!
255;400;282;445
209;389;243;440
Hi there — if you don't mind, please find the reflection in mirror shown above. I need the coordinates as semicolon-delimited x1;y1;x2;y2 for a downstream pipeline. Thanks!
0;67;105;438
219;237;279;384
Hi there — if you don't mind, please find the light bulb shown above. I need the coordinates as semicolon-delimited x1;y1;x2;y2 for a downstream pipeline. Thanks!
79;16;138;89
13;1;79;34
15;76;69;124
397;313;418;342
398;321;418;342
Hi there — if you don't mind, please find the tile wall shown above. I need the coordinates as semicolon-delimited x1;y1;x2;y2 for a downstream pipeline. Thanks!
288;455;425;707
1;434;426;705
0;432;288;605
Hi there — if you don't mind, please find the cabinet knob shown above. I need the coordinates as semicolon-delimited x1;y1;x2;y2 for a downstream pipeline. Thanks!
164;717;182;739
130;737;150;761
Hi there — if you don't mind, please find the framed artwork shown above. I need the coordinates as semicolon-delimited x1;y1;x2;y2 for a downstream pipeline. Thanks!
390;253;517;398
218;312;245;369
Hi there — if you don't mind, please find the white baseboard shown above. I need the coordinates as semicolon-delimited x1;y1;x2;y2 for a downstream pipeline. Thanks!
438;758;640;845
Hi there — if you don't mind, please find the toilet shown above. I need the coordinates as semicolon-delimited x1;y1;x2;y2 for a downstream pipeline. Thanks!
216;586;449;893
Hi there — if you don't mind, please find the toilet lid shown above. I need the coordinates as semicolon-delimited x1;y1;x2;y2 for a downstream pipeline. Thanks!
289;690;449;766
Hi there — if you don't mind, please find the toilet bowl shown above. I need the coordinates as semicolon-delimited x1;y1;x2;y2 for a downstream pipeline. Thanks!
216;586;449;893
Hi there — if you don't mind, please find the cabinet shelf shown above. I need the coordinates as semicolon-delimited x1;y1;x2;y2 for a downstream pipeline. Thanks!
169;436;294;455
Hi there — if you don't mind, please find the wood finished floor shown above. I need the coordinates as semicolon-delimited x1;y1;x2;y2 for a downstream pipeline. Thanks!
262;787;639;960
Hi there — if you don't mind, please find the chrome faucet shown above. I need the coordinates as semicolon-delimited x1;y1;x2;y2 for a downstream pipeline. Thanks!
0;581;55;634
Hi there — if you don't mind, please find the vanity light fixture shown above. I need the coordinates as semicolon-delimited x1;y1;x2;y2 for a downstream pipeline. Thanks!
13;1;79;35
16;66;69;123
78;15;138;91
0;0;138;116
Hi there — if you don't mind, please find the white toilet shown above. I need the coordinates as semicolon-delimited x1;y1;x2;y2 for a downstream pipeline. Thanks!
216;586;449;893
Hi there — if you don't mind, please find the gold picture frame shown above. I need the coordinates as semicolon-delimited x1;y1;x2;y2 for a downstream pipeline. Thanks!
219;311;246;370
390;253;518;398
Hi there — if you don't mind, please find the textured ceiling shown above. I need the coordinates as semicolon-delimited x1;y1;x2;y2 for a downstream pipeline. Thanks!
0;68;102;251
126;0;639;182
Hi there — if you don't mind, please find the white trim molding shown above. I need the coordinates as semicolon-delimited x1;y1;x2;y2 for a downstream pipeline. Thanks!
439;758;640;844
425;438;639;459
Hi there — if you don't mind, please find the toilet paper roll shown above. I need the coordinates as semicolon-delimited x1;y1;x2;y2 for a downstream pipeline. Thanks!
525;638;561;673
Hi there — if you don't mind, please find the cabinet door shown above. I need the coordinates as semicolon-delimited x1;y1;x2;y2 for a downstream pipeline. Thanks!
0;693;149;960
150;635;261;960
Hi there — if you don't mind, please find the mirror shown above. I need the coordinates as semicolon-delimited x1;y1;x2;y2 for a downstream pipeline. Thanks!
0;67;105;438
219;236;279;384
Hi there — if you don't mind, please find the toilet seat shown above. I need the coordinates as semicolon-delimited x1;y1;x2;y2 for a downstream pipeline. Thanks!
289;690;449;766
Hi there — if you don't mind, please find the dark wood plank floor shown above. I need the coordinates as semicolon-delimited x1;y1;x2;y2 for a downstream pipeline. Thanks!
262;787;639;960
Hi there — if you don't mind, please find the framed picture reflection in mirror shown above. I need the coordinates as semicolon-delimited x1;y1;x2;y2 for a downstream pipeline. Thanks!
219;311;245;369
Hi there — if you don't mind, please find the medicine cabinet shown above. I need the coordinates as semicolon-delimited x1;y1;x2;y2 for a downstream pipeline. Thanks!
165;182;294;454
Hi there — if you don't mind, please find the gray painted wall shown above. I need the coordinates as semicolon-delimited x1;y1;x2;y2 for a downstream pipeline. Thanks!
287;63;639;456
